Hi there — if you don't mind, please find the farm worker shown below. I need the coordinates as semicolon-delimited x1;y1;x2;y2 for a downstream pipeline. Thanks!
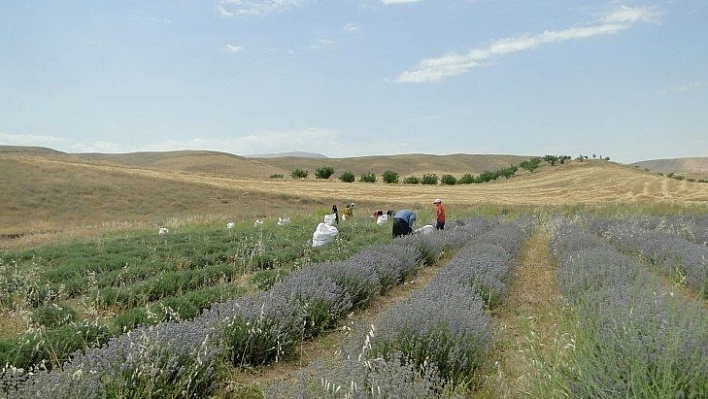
392;209;417;238
332;204;339;224
433;198;446;230
342;203;354;220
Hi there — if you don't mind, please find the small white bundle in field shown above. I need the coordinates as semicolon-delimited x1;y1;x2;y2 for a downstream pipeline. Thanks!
376;214;389;226
158;227;169;235
226;222;236;229
277;217;290;226
254;219;264;227
414;225;434;235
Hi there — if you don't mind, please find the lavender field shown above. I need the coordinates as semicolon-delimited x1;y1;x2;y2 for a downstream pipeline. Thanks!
1;211;707;398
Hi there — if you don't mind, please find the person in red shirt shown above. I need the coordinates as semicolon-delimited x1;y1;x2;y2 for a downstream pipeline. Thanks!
433;198;446;230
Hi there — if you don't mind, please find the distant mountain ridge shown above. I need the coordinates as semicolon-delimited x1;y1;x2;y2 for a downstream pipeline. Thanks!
2;145;706;178
630;157;708;176
246;151;329;159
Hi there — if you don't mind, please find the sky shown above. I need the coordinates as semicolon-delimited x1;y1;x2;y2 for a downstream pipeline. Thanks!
1;1;706;164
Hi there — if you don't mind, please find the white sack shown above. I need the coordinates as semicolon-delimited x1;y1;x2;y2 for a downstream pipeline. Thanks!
323;213;337;225
414;225;435;235
312;222;339;247
376;214;389;226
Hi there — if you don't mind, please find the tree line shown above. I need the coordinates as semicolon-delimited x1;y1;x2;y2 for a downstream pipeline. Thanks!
277;154;609;185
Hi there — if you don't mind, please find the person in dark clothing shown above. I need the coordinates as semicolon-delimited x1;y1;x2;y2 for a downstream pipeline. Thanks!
392;209;416;238
332;204;339;224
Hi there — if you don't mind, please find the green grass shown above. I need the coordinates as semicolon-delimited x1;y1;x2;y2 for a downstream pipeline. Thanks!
0;213;394;370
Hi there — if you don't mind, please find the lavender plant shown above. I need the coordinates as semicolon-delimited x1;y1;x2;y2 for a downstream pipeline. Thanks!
584;214;708;297
270;267;354;338
549;216;708;398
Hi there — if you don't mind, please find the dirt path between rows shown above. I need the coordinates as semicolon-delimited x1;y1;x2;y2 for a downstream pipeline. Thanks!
474;225;568;398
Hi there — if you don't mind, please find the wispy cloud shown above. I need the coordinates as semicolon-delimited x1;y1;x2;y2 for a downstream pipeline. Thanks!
0;131;66;146
309;39;334;50
217;0;307;17
396;6;660;83
343;23;359;33
223;43;243;53
658;81;706;94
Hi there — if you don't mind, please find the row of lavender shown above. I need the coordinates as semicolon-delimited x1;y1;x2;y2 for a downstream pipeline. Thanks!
1;217;499;398
265;219;530;397
581;213;708;298
548;217;708;397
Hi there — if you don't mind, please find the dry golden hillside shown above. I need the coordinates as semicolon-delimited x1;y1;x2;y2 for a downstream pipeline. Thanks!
1;147;706;249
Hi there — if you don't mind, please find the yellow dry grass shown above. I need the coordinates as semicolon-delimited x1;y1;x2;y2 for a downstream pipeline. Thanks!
2;151;707;250
19;154;708;206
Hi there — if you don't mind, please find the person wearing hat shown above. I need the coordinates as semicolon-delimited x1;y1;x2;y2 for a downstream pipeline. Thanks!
433;198;446;230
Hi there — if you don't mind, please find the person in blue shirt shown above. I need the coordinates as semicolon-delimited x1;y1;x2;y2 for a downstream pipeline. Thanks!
392;209;417;238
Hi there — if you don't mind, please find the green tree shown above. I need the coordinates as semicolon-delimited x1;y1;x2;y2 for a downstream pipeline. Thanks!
291;168;308;179
421;174;439;185
403;176;420;184
315;166;335;179
359;172;377;183
382;170;399;184
440;174;457;185
543;155;559;166
499;165;518;179
476;170;497;183
339;171;355;183
458;173;475;184
520;158;541;173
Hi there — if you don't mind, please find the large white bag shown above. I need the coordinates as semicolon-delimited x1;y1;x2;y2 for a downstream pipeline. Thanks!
312;215;339;247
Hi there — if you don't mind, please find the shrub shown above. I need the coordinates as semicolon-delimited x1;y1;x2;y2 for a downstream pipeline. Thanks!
421;174;438;185
269;173;283;179
250;269;288;291
314;166;335;179
499;165;518;179
476;170;497;183
543;155;559;165
403;176;420;184
440;174;457;185
30;302;78;328
458;173;474;184
338;171;355;182
382;170;399;184
359;172;377;183
291;168;308;179
270;268;354;338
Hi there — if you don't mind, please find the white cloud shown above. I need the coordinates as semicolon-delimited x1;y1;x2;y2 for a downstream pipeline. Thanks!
217;0;307;17
396;6;660;83
71;141;123;153
343;23;359;33
310;39;334;50
224;43;243;53
658;81;706;94
0;132;65;146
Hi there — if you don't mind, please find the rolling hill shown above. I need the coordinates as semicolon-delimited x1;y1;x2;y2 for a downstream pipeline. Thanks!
630;157;708;179
1;146;706;250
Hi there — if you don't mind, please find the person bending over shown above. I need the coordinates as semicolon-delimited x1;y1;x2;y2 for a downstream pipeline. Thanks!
392;209;417;238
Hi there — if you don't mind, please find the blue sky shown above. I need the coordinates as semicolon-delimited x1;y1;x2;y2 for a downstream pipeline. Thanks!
1;1;706;164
